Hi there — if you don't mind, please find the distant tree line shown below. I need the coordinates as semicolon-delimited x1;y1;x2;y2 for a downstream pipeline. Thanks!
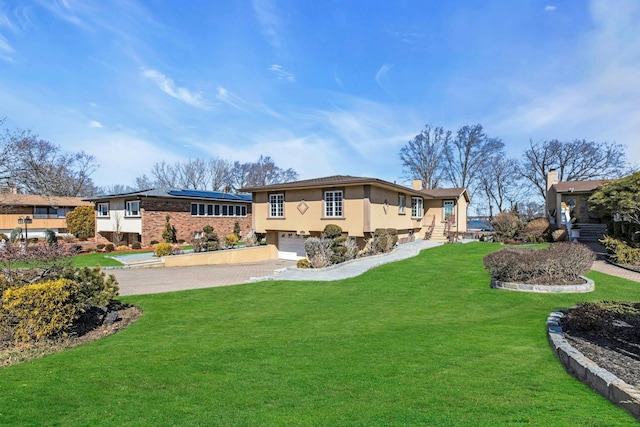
0;118;298;197
399;123;633;218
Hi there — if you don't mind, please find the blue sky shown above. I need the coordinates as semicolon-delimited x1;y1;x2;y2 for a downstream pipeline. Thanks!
1;0;639;190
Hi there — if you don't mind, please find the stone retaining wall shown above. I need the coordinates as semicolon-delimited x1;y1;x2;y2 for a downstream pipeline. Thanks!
491;276;594;293
547;310;640;420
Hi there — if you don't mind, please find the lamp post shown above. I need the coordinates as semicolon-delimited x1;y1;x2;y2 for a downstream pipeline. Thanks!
18;216;32;242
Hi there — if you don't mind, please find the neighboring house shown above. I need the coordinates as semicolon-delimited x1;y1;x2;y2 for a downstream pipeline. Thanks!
85;189;252;246
240;175;469;258
0;193;92;239
545;169;611;227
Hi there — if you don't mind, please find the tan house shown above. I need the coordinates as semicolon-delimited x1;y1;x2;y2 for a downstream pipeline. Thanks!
85;189;252;246
0;193;92;239
545;170;611;226
241;175;469;258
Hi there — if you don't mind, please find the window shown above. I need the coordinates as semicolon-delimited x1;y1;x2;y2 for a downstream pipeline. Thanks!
97;203;109;217
235;205;244;216
126;200;141;217
324;190;343;217
34;206;58;219
398;194;406;215
411;197;423;218
443;200;454;221
207;204;214;216
214;204;221;216
222;205;229;216
269;194;284;217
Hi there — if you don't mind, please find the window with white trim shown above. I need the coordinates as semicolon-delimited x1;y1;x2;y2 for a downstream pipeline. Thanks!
269;194;284;217
125;200;140;217
324;190;343;217
191;203;247;217
398;194;406;215
97;203;109;217
411;197;423;218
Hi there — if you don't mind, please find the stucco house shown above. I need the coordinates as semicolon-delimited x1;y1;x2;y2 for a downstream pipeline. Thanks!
545;170;611;226
240;175;469;258
0;193;91;239
85;189;252;246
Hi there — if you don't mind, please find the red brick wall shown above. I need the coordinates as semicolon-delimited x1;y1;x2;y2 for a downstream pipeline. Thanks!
140;199;252;246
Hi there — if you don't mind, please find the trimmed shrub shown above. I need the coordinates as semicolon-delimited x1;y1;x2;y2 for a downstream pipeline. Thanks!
1;278;81;342
155;243;173;257
304;237;333;268
43;229;57;245
150;240;159;245
0;232;8;242
162;214;176;243
58;266;119;309
233;221;241;238
224;233;239;248
104;243;115;253
323;224;343;239
483;242;595;285
562;301;640;340
296;258;311;269
551;229;567;242
519;217;550;243
96;244;106;250
117;245;128;251
491;211;522;242
10;227;21;243
131;241;142;250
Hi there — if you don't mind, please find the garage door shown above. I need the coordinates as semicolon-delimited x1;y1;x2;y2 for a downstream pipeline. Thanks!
278;233;306;259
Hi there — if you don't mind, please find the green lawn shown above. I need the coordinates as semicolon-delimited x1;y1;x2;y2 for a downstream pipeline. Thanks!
0;243;638;425
71;250;154;268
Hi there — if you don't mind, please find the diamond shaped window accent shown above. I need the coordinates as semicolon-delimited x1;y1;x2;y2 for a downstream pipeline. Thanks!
297;200;309;215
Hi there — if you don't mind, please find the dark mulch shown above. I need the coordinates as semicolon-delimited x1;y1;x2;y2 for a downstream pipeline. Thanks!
561;304;640;389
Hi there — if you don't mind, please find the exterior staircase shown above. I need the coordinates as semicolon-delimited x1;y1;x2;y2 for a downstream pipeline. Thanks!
429;223;449;242
576;223;607;243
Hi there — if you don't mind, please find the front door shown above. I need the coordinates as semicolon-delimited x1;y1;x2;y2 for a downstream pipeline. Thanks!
443;201;455;222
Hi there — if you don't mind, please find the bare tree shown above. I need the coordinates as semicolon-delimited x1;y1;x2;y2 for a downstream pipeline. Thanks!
519;139;631;202
150;161;179;188
477;156;522;217
111;212;123;246
443;124;504;197
1;126;98;197
231;156;298;190
399;125;450;189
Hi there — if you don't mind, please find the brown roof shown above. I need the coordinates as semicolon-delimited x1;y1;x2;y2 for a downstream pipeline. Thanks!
421;187;470;202
0;194;91;207
240;175;468;201
553;180;612;193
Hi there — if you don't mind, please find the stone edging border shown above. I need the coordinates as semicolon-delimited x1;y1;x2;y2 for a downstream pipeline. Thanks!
547;310;640;420
490;276;594;293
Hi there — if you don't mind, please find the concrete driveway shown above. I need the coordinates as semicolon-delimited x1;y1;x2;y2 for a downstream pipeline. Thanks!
109;259;297;296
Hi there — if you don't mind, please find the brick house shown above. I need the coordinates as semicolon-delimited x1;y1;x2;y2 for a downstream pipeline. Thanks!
85;189;252;246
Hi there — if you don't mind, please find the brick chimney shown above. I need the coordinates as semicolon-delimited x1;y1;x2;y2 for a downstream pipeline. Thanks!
412;179;423;191
546;169;559;191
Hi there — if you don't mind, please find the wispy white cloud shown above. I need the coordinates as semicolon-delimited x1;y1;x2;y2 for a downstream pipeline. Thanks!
375;63;394;95
142;68;207;108
216;86;249;112
269;64;295;81
544;5;557;12
491;0;640;166
35;0;89;29
252;0;283;48
89;120;103;128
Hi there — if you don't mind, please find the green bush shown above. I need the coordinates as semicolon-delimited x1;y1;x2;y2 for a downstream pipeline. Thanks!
10;227;21;243
1;278;81;342
58;266;119;309
104;243;115;253
131;241;142;250
155;243;173;257
600;236;640;265
96;244;106;250
323;224;343;239
483;242;595;285
43;229;57;245
162;215;176;243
